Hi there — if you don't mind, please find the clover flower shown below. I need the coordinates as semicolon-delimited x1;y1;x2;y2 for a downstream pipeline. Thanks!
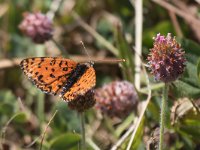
147;33;186;83
19;12;53;43
95;81;138;118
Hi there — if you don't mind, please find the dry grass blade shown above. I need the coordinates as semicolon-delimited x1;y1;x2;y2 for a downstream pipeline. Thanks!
168;11;183;37
130;0;143;90
25;110;58;149
0;113;22;150
0;58;21;69
126;55;152;149
111;119;137;150
152;0;200;27
46;0;63;20
39;110;58;150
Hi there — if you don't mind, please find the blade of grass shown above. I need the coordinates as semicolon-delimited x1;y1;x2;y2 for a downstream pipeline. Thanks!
111;120;136;150
130;0;143;90
126;56;152;150
86;138;100;150
113;24;135;83
40;110;58;150
1;113;25;149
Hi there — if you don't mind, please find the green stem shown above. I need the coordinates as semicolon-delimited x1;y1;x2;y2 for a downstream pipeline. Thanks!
35;46;45;123
159;83;168;150
80;112;86;150
37;92;45;123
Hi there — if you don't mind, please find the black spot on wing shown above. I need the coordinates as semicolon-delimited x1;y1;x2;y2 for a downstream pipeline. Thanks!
38;75;43;81
50;74;56;78
59;61;63;67
62;67;68;71
50;59;56;66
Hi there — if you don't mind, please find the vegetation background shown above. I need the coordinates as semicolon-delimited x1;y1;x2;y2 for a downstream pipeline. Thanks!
0;0;200;149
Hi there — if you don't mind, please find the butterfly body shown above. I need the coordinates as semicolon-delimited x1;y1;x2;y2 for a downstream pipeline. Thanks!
20;57;96;101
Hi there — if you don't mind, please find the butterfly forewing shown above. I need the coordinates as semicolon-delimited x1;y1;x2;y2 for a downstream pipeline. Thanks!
61;66;96;101
20;57;77;95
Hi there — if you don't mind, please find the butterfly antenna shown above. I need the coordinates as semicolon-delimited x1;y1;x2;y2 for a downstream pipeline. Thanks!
80;41;125;65
80;41;93;65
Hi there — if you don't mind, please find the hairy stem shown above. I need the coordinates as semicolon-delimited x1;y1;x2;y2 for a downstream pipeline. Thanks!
159;83;168;150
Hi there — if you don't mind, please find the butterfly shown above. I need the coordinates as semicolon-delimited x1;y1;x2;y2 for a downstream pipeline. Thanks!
20;57;96;102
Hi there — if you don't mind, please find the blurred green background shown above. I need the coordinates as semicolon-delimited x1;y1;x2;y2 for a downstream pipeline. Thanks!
0;0;200;149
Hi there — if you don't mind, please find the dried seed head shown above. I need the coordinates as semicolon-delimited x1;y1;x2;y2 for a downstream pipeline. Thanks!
95;81;138;118
147;33;186;83
68;89;96;112
19;12;53;43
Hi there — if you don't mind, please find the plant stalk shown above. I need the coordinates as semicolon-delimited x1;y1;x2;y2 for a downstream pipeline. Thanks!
80;112;86;150
37;92;45;123
159;83;168;150
36;46;45;123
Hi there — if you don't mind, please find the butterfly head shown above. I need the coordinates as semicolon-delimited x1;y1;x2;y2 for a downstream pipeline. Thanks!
84;61;94;67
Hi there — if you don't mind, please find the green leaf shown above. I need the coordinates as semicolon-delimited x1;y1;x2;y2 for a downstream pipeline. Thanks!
180;119;200;139
0;90;18;125
143;21;174;48
197;58;200;81
12;112;28;123
0;103;13;115
121;117;145;149
182;62;200;88
172;80;200;99
179;38;200;56
172;62;200;99
115;114;134;137
147;101;160;122
172;98;200;140
52;101;80;133
49;133;81;150
113;24;135;82
178;38;200;64
130;117;145;149
0;90;17;103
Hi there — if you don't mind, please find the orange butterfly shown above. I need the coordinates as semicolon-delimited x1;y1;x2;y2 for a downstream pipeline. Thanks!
20;57;96;101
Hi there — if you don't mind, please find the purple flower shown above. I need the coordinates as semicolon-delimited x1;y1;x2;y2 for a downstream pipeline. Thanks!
95;81;138;118
147;33;186;83
19;12;53;44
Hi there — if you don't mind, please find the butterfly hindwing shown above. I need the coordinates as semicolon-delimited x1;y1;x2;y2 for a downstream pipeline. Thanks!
61;65;96;101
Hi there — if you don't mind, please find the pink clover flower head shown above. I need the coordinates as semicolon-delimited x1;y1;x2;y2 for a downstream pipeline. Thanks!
19;12;53;44
148;33;186;83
